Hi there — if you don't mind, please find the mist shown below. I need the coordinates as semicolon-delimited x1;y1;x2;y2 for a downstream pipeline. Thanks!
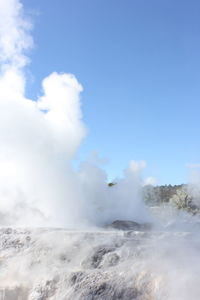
0;0;150;228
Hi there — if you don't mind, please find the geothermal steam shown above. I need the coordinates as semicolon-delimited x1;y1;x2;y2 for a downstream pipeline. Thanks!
1;3;200;300
0;0;150;228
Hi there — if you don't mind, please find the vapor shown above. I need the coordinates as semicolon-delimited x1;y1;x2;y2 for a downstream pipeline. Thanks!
1;2;200;300
0;0;150;228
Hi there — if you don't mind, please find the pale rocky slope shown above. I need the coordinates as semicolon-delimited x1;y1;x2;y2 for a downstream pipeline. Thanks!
0;223;200;300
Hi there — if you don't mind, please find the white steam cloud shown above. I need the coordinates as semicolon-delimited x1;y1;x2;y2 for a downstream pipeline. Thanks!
0;0;32;70
0;0;151;228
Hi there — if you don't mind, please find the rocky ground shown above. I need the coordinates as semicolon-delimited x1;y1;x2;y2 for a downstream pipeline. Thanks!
0;221;200;300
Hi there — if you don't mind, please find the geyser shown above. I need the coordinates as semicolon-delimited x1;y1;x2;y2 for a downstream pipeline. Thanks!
0;0;150;228
0;2;200;300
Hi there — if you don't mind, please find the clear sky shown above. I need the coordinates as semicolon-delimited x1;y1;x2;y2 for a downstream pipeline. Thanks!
23;0;200;185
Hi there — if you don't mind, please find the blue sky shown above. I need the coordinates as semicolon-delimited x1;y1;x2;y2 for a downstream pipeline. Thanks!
23;0;200;185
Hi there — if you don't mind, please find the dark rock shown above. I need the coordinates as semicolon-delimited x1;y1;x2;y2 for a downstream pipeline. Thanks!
81;246;115;269
91;247;114;268
106;220;152;231
69;271;85;286
93;282;108;295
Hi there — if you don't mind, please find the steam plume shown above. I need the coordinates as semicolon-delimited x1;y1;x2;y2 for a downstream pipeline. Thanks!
0;0;150;228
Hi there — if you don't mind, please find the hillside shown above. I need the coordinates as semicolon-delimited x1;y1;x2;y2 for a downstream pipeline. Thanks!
143;184;200;215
